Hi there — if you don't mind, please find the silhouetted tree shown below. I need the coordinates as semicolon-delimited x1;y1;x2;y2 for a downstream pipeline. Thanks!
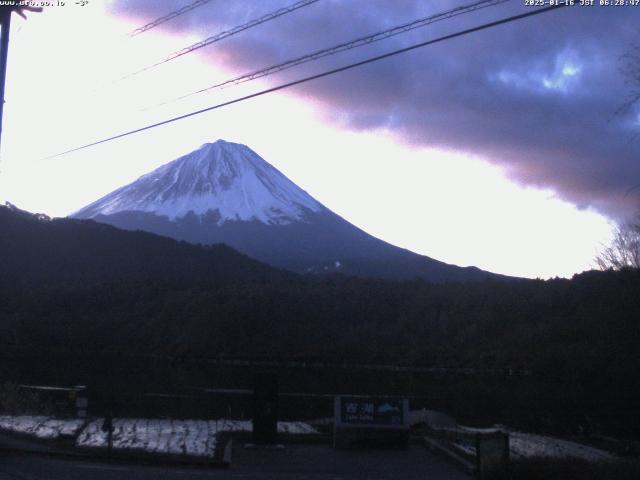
596;216;640;270
619;40;640;114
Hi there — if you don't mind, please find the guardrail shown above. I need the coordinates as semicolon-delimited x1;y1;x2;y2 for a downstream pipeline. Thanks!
425;426;509;480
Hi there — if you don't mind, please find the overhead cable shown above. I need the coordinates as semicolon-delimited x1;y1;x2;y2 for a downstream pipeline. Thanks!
129;0;215;37
47;4;568;160
124;0;321;79
166;0;511;106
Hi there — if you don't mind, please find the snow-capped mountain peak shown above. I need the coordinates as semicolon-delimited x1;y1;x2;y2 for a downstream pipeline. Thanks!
71;139;503;282
73;140;324;225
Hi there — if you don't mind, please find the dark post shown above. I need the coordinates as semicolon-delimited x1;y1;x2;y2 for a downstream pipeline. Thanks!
74;386;88;418
102;412;114;459
252;373;278;444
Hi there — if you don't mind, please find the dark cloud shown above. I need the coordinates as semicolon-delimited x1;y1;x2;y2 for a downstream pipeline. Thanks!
109;0;640;218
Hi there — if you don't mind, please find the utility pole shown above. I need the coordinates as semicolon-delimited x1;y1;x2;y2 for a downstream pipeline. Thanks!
0;7;13;151
0;5;41;153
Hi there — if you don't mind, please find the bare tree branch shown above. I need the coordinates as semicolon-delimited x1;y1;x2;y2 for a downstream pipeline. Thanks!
596;217;640;270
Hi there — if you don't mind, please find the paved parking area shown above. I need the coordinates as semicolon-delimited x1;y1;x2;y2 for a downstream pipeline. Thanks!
0;443;471;480
231;443;472;479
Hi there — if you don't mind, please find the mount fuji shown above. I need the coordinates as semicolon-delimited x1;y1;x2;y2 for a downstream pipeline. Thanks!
72;140;501;282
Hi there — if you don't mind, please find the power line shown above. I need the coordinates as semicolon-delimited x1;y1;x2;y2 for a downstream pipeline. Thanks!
129;0;215;37
124;0;321;80
162;0;510;108
47;4;568;160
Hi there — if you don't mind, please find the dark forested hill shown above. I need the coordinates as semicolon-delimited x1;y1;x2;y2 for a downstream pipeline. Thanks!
0;203;293;288
1;204;640;436
2;204;639;366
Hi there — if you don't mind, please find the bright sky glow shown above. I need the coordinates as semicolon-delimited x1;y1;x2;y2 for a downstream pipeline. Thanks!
494;51;583;94
0;2;615;279
542;56;582;92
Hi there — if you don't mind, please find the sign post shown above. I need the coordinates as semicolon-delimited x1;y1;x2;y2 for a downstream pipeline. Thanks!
334;396;409;448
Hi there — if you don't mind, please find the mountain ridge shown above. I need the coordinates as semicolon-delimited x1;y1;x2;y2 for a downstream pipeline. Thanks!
72;140;508;282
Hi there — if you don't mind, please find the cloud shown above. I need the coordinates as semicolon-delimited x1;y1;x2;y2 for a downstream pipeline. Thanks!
108;0;640;219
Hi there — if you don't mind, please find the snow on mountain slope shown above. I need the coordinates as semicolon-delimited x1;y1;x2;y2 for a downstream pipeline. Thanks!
72;139;506;282
73;140;324;225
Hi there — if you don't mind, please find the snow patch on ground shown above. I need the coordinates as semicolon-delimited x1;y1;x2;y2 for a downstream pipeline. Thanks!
451;425;613;462
0;414;613;462
0;416;85;439
508;431;613;461
75;418;317;457
1;415;317;458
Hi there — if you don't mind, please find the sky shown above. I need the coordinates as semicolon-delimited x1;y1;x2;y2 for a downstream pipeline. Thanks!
0;0;638;279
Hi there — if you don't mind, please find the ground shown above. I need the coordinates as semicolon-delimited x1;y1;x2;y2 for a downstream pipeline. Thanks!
0;445;472;480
